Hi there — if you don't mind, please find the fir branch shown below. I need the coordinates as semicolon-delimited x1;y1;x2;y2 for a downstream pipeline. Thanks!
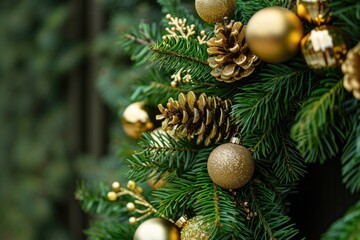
273;128;307;183
85;221;136;240
235;0;293;24
341;111;360;193
126;132;200;183
233;60;313;133
291;74;346;163
150;37;212;79
329;0;360;45
321;200;360;240
120;22;160;66
76;182;128;217
151;174;200;220
247;181;299;240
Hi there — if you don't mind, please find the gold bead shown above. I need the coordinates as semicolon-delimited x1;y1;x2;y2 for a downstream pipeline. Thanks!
133;218;180;240
111;181;121;192
122;102;154;140
207;143;254;189
126;202;136;211
127;180;137;190
296;0;330;26
107;191;117;201
301;25;348;69
129;216;138;225
195;0;236;24
246;6;304;63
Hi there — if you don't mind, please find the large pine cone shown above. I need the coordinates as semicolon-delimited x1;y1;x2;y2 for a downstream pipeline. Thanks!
207;19;260;83
156;91;238;146
342;42;360;100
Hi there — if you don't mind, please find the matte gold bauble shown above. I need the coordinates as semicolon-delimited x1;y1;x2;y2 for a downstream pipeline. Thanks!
147;171;169;190
195;0;236;24
133;218;180;240
296;0;330;26
180;216;210;240
245;6;304;63
207;138;254;189
301;25;348;69
342;42;360;99
122;102;154;140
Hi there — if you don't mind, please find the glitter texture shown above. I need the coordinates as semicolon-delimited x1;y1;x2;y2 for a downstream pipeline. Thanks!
181;216;210;240
207;143;254;189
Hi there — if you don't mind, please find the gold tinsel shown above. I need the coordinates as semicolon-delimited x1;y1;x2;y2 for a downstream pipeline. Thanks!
342;42;360;100
156;91;237;146
207;19;260;83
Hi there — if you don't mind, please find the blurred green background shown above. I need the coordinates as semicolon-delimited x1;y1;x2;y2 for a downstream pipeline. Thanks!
0;0;158;239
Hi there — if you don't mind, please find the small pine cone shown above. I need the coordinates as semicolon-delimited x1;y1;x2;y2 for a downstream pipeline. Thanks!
342;42;360;100
207;19;260;83
156;91;238;146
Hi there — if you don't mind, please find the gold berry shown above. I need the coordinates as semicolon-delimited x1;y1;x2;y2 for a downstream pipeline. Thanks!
129;216;137;225
107;191;118;201
111;181;121;192
127;180;137;190
126;202;136;211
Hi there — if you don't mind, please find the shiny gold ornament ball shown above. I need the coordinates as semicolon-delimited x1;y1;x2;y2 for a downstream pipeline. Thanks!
181;216;210;240
207;143;254;189
195;0;236;24
342;42;360;99
245;6;304;63
133;218;180;240
301;25;348;69
122;102;154;140
296;0;331;26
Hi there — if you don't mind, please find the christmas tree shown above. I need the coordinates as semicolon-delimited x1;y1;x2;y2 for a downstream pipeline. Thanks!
77;0;360;239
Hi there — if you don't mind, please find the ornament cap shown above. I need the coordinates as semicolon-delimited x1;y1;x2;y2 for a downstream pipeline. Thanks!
175;215;188;228
230;134;242;145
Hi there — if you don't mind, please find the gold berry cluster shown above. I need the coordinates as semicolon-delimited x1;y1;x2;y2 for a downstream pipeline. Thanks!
107;180;157;224
241;201;257;220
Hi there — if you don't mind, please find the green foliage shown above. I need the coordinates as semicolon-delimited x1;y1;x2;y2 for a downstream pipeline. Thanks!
151;37;212;79
341;111;360;193
235;0;292;24
291;73;346;163
126;132;200;183
85;221;136;240
321;200;360;240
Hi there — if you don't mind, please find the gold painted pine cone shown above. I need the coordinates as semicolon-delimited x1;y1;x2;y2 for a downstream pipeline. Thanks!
342;42;360;100
156;91;238;146
207;19;260;83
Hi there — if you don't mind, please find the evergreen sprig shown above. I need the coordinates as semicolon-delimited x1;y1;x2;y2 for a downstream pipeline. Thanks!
233;60;313;133
235;0;292;24
150;37;212;79
247;180;299;240
85;221;136;240
126;131;200;183
291;73;346;163
341;112;360;193
321;200;360;240
120;22;161;66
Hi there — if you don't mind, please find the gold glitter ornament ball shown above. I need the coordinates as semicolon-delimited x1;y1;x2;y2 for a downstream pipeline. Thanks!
195;0;236;24
207;142;254;189
301;25;348;69
122;102;154;140
296;0;331;26
133;218;180;240
245;6;304;63
181;216;210;240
